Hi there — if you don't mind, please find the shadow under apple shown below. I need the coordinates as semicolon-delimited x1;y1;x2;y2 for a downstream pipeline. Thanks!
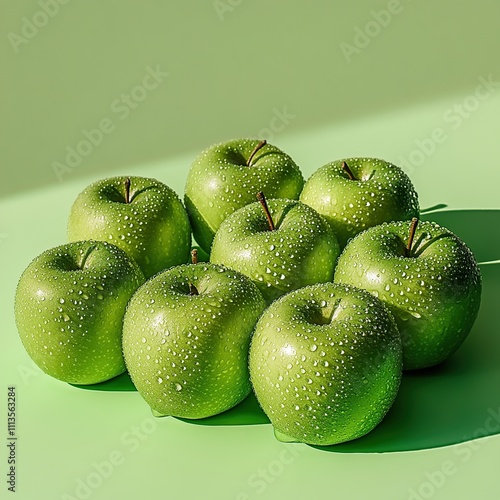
71;371;137;392
175;391;270;426
73;209;500;446
314;209;500;453
73;373;270;425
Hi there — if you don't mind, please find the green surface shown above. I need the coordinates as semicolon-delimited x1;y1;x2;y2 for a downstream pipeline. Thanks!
1;1;500;499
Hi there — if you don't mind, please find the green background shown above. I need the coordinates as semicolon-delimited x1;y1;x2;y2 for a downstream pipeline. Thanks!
1;1;499;498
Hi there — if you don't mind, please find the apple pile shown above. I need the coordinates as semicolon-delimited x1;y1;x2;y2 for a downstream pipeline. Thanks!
14;139;481;446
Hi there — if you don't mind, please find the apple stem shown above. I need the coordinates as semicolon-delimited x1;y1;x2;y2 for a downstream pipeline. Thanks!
124;177;131;203
406;217;419;257
188;250;199;295
342;161;356;180
246;140;267;167
329;298;342;323
256;191;275;231
191;249;198;265
79;243;97;270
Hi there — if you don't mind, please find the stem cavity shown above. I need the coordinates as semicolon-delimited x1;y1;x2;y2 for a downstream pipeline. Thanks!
342;161;356;180
79;243;97;270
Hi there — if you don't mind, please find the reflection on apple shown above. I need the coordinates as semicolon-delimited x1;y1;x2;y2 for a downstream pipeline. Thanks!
210;192;340;304
15;240;145;384
249;282;402;445
123;254;266;419
185;139;304;253
300;157;419;248
334;218;482;370
68;176;191;278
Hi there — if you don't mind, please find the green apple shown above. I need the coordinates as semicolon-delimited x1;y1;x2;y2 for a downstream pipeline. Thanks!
68;176;191;278
14;240;145;385
122;261;266;419
210;193;340;304
334;218;482;370
184;139;304;253
249;282;402;446
300;157;419;248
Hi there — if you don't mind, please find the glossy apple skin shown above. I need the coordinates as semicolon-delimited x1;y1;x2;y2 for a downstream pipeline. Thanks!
184;139;304;253
210;198;340;304
249;282;402;446
300;158;419;248
122;263;266;419
68;176;191;278
14;241;145;385
334;220;482;370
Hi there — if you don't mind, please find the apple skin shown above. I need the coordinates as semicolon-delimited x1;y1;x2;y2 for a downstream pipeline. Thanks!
122;262;266;419
184;139;304;253
300;157;419;248
68;176;191;278
334;220;482;370
14;240;145;385
210;198;340;304
249;282;402;446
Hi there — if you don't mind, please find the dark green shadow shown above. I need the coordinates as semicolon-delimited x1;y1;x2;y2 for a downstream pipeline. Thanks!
70;371;137;392
71;210;500;447
421;209;500;263
72;374;269;425
175;391;270;426
420;203;448;214
313;209;500;452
